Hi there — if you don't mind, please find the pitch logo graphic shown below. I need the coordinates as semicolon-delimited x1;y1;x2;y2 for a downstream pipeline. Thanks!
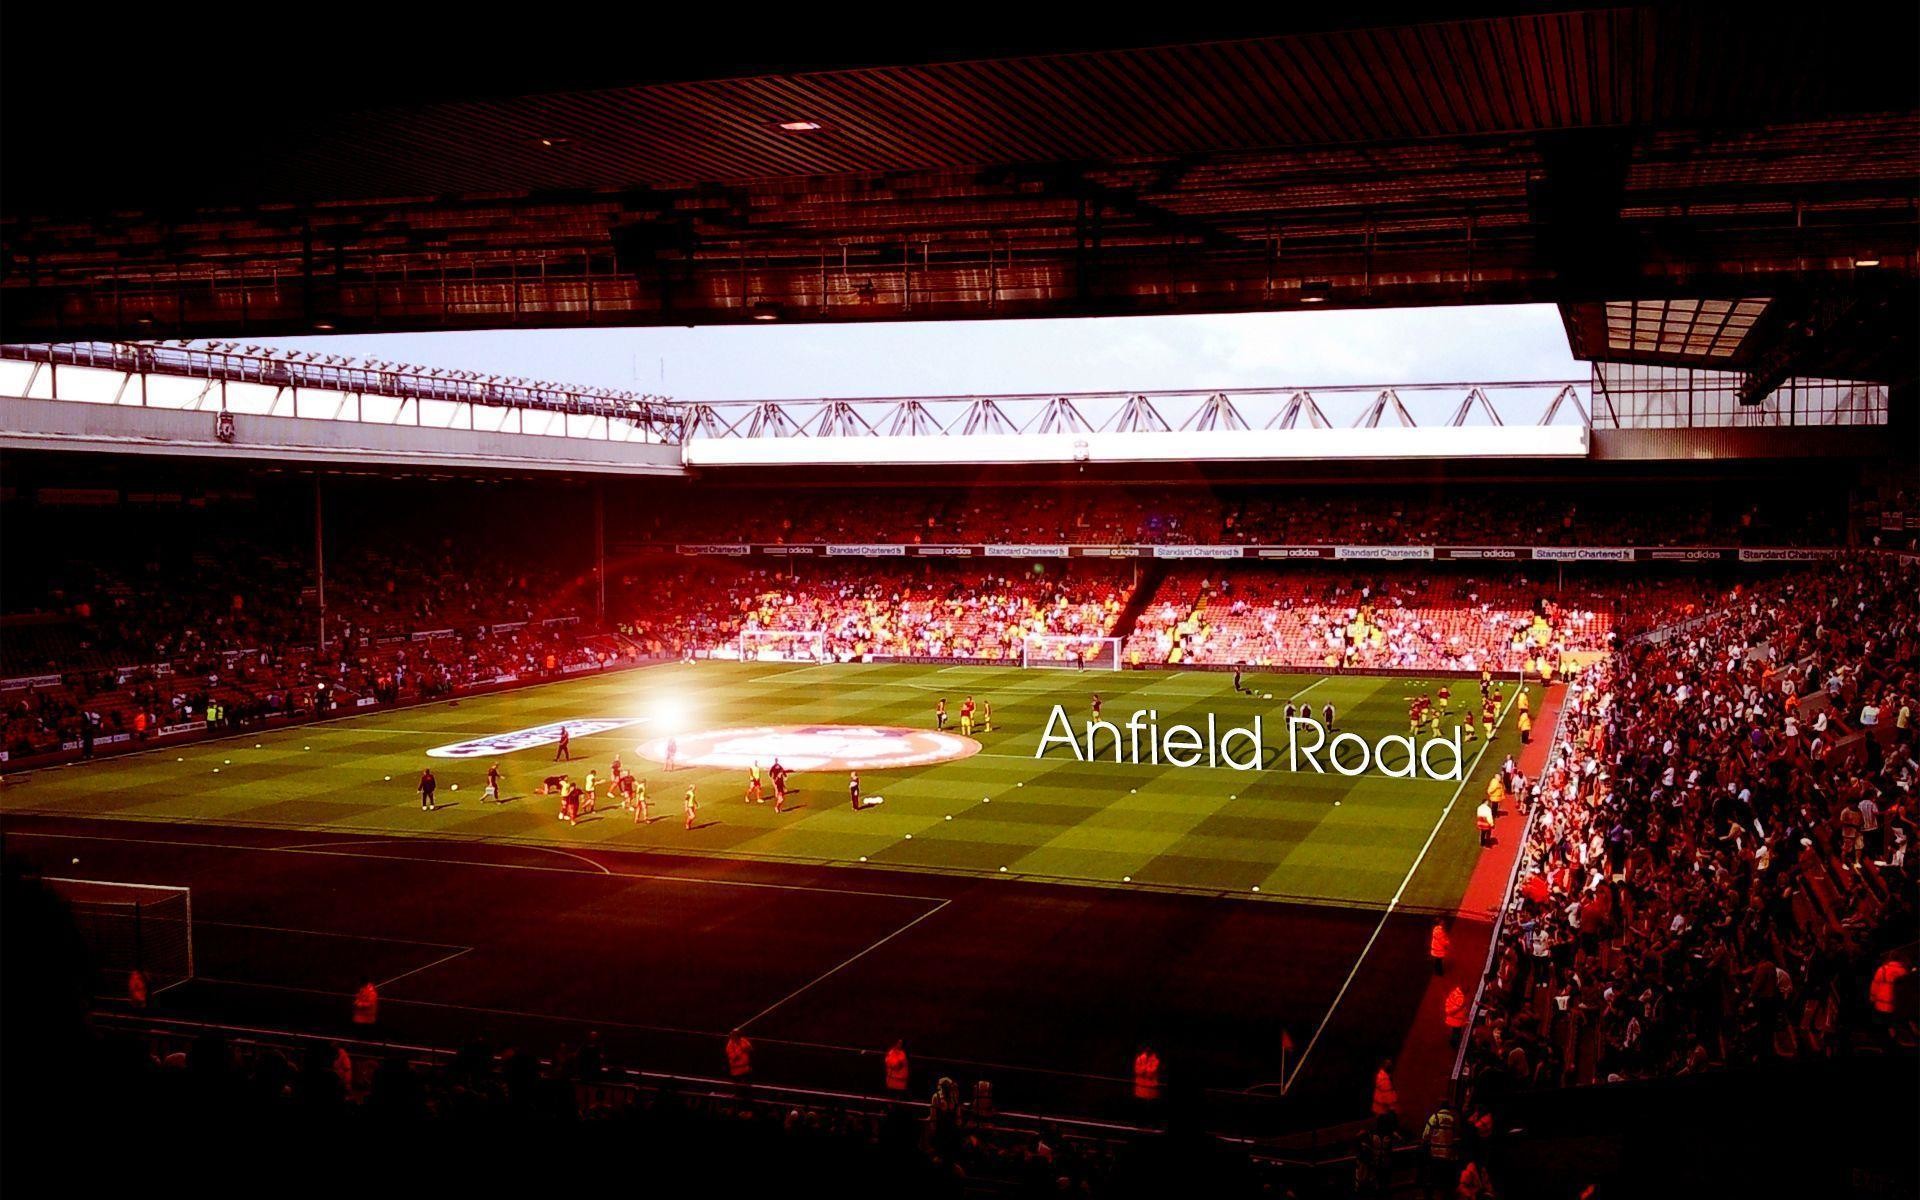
636;725;980;772
427;718;648;759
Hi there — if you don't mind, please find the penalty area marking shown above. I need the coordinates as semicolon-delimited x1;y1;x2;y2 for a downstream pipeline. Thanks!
1277;684;1520;1094
735;898;951;1032
3;827;949;903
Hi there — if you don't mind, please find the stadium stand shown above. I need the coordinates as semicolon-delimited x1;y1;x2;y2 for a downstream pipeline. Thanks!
1460;556;1919;1098
0;476;1871;758
627;484;1854;549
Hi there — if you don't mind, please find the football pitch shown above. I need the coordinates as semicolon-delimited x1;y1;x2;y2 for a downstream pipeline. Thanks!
2;662;1519;913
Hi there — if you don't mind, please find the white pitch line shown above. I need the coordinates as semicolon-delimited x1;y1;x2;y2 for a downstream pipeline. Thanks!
1280;686;1520;1094
199;919;468;950
1287;677;1330;703
751;664;838;682
737;898;950;1031
1;828;951;903
377;946;474;990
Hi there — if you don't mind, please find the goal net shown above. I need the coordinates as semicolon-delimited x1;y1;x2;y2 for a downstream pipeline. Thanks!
1022;634;1122;671
739;628;829;662
42;877;194;996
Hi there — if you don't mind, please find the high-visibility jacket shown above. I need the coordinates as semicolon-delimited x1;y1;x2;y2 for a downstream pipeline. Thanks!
726;1035;753;1078
1371;1067;1398;1115
1870;960;1908;1014
1132;1051;1162;1101
884;1046;910;1092
1445;986;1469;1029
128;969;149;1009
352;982;379;1026
1475;803;1496;832
1430;924;1450;961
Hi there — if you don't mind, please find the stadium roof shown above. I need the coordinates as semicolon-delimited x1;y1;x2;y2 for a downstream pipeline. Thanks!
2;5;1914;392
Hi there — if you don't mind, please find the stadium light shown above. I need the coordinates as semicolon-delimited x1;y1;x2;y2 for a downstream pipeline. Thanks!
776;120;823;132
1855;256;1881;268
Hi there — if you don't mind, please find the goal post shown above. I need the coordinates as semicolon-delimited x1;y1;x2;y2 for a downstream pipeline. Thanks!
1021;634;1122;671
738;628;828;662
41;877;194;996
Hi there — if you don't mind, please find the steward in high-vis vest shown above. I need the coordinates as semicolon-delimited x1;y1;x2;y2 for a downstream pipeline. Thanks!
884;1040;910;1094
725;1030;753;1083
1132;1046;1162;1102
128;968;149;1010
1429;920;1450;975
1445;986;1469;1047
1870;955;1909;1026
352;980;379;1026
1370;1060;1399;1117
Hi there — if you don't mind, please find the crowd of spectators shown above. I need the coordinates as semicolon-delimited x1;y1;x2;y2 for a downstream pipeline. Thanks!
24;1016;1356;1197
0;516;623;758
713;563;1128;662
626;484;1858;549
1460;557;1919;1099
1123;568;1654;674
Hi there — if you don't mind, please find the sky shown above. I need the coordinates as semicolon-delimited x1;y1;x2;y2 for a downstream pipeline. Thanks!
250;304;1581;403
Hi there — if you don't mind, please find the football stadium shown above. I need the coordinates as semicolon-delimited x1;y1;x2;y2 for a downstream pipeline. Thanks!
2;8;1916;1197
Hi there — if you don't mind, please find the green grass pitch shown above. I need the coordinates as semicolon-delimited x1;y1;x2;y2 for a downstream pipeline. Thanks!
2;662;1524;911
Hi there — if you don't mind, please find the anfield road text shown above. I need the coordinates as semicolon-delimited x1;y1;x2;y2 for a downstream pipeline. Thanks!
1033;706;1465;781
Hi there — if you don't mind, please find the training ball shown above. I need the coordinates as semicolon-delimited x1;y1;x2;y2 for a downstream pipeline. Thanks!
859;856;868;862
904;834;912;840
304;746;311;751
1230;794;1237;800
1016;782;1023;788
1252;886;1261;893
1123;875;1132;883
451;784;458;791
384;775;391;781
212;768;220;773
223;760;231;765
999;867;1007;873
176;757;184;762
945;814;952;820
982;798;990;804
1130;788;1137;794
1334;800;1342;806
1264;693;1274;700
